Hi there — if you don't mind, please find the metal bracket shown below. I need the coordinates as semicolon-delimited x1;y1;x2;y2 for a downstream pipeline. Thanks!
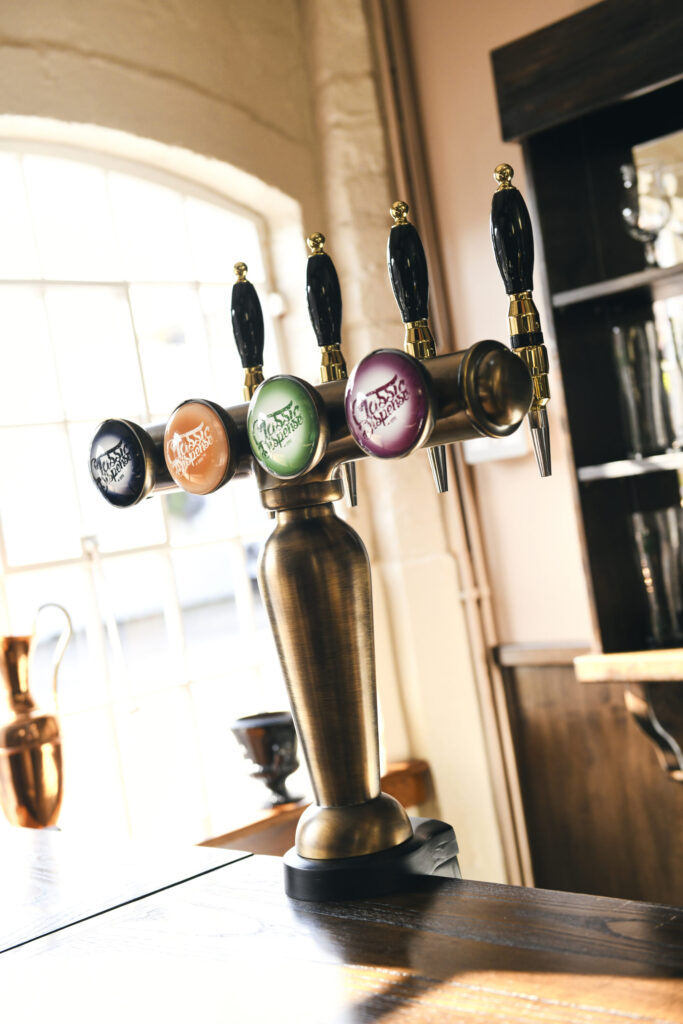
624;682;683;782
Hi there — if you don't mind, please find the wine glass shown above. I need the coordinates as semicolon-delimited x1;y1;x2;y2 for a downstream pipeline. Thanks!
619;163;671;265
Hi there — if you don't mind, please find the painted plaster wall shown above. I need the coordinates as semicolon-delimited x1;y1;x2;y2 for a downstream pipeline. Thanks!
403;0;598;645
0;0;510;881
302;0;509;883
0;0;322;224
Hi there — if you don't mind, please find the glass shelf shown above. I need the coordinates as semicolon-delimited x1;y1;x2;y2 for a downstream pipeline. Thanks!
553;262;683;309
577;451;683;482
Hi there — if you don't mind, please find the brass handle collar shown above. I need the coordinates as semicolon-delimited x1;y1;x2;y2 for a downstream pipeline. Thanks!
243;366;264;401
405;319;437;360
320;344;347;383
508;291;541;338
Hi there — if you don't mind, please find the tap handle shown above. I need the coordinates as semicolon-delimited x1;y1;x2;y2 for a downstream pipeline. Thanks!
306;233;342;347
387;201;429;323
490;163;535;298
231;263;264;369
490;164;551;477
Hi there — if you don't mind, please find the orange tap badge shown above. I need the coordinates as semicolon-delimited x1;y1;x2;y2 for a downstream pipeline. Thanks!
164;400;237;494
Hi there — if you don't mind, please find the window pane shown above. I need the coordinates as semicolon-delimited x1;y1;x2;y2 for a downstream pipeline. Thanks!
165;488;237;547
130;285;213;416
198;284;244;390
98;551;181;696
114;688;208;842
232;475;271;540
109;172;191;282
0;286;63;424
23;155;120;281
171;544;239;679
58;707;131;837
45;286;146;421
0;154;40;278
185;197;265;283
0;425;82;565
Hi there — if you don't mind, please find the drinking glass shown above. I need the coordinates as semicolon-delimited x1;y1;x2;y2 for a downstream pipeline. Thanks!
619;163;671;265
630;507;683;647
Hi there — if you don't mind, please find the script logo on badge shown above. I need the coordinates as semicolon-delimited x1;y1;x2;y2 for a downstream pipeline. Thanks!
351;374;408;438
252;400;304;459
91;439;132;490
166;422;214;478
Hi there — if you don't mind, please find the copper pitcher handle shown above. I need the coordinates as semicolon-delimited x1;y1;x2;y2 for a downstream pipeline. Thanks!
30;604;73;712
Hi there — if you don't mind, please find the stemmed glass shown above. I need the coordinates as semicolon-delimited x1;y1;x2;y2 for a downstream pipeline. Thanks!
620;163;671;265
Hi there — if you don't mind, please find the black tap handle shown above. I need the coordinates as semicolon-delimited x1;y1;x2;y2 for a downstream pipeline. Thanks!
306;233;342;347
231;262;264;368
490;164;535;295
387;201;429;323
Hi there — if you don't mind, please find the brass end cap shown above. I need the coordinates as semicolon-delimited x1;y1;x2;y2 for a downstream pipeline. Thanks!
494;163;514;190
307;232;325;254
295;793;413;860
234;261;248;281
390;200;409;224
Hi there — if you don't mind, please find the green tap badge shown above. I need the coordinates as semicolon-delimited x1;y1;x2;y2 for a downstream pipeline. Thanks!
247;375;325;479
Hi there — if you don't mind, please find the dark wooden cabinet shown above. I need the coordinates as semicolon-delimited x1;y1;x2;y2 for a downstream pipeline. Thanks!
494;4;683;654
491;0;683;905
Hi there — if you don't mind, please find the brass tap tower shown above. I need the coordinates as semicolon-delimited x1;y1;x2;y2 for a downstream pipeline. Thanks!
89;174;542;900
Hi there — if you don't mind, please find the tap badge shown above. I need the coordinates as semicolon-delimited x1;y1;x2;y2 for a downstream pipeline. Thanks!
251;400;304;460
166;421;214;478
345;349;431;459
89;419;147;507
164;401;231;495
91;439;132;489
247;377;322;479
350;373;409;437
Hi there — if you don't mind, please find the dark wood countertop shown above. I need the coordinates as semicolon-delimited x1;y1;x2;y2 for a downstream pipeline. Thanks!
1;831;681;1022
0;826;248;953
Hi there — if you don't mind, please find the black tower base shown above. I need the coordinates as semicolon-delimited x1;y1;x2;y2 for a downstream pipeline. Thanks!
283;817;461;901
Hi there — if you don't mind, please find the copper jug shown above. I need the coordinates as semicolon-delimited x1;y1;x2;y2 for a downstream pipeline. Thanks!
0;605;72;828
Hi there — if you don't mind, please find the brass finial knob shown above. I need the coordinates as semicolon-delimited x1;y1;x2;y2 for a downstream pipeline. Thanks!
390;200;409;224
494;164;514;190
307;232;325;255
234;262;248;281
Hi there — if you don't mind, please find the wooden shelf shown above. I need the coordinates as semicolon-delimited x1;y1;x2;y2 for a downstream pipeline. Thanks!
577;451;683;482
496;642;591;667
552;262;683;309
574;648;683;683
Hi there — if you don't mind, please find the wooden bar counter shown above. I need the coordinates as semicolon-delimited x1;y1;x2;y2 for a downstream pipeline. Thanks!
1;830;681;1023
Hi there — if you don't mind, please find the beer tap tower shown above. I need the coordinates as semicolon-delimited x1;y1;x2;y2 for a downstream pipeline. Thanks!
89;168;548;900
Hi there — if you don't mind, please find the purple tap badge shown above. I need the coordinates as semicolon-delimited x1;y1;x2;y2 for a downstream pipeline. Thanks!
345;349;432;458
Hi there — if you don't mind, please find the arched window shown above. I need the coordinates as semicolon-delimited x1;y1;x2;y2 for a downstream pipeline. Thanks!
0;142;297;842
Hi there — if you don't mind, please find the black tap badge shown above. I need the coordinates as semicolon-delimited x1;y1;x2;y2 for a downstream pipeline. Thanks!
89;421;146;506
